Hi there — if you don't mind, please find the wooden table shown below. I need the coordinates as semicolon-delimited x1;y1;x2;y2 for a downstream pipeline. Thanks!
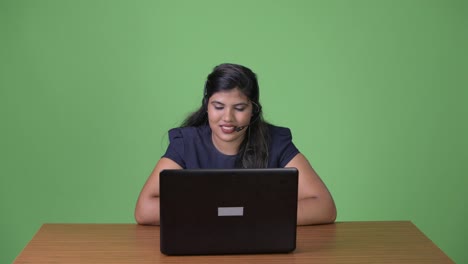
14;221;453;263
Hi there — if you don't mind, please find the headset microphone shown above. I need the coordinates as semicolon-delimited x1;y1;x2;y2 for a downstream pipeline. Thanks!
235;125;248;132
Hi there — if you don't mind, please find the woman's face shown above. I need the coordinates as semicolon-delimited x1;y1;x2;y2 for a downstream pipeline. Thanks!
207;88;253;155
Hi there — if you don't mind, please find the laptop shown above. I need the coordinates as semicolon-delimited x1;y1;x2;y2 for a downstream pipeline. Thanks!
159;168;298;255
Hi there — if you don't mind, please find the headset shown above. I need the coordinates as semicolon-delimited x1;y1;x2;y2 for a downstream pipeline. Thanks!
234;102;261;132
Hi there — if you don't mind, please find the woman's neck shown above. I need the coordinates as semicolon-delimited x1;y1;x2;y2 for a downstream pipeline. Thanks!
211;134;244;156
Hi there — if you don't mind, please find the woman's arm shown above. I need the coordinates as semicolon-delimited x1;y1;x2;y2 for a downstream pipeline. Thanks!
135;157;182;225
286;153;337;225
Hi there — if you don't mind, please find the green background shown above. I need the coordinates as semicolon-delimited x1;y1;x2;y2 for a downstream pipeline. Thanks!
1;0;467;263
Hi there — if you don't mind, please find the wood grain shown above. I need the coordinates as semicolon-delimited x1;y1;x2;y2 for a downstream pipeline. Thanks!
14;221;454;263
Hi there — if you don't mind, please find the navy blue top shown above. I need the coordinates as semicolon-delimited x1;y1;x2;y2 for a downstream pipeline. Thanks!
162;125;299;169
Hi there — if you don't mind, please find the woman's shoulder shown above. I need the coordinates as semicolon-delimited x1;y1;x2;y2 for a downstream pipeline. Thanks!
267;124;293;136
266;124;296;146
168;125;210;140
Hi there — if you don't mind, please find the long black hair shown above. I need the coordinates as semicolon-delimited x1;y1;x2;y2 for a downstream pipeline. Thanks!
181;63;270;168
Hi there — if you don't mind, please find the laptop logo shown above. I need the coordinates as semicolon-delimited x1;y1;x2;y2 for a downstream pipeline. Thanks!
218;207;244;216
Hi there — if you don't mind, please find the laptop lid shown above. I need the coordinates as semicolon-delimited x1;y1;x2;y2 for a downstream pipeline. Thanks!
159;168;298;255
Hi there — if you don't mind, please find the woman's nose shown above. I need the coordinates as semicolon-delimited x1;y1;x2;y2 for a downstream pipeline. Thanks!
223;109;234;122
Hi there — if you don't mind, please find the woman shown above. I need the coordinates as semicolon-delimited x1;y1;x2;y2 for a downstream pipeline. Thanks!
135;63;336;225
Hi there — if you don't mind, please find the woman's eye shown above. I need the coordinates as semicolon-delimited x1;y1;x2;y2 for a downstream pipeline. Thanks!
214;106;223;110
235;108;246;112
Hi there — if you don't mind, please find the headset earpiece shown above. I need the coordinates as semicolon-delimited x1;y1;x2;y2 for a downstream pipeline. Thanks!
251;101;261;115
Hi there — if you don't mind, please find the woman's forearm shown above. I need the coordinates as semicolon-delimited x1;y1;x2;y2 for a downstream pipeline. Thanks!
135;196;160;225
297;196;336;225
136;195;335;226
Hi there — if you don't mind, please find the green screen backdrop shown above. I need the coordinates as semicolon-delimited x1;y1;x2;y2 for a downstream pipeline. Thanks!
1;0;467;263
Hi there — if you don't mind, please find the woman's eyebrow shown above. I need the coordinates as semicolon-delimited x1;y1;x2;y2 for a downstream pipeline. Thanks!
211;101;249;106
211;101;225;105
233;103;249;107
